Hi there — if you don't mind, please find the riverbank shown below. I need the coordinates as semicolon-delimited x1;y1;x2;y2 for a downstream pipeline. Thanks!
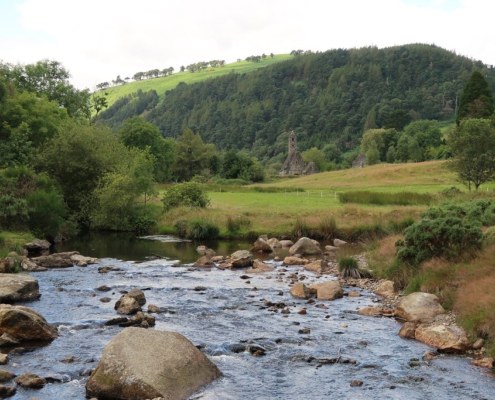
1;235;494;399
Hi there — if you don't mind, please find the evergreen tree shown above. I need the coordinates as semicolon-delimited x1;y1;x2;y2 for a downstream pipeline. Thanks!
457;71;494;124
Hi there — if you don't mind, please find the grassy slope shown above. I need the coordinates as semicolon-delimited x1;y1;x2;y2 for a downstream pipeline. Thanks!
261;160;460;192
102;55;293;106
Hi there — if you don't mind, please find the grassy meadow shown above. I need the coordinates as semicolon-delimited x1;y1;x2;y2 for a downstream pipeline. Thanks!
102;55;293;106
157;160;489;239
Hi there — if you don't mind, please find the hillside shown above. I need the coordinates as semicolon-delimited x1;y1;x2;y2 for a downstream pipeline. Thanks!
97;44;495;162
101;54;293;107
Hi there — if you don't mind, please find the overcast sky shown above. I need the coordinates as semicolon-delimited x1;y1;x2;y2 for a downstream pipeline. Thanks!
1;0;494;90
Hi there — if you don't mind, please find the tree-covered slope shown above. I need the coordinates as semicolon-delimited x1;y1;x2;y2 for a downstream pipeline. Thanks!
97;44;495;161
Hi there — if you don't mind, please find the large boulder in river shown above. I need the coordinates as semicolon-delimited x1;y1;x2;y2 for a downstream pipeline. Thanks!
283;256;307;266
230;250;253;268
0;305;57;345
396;292;445;322
414;322;469;352
0;274;40;303
86;327;221;400
289;237;321;256
309;281;343;300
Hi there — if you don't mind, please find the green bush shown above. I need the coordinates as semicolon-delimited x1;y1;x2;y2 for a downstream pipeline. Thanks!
338;191;432;206
188;219;219;240
338;257;371;278
174;220;189;238
397;216;482;266
162;182;210;212
291;218;311;238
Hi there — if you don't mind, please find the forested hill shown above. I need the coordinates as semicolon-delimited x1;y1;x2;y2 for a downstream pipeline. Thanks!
97;44;495;162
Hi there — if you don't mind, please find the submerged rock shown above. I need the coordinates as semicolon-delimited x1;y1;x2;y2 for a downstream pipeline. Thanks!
0;274;40;303
86;327;221;400
0;305;57;344
15;373;46;389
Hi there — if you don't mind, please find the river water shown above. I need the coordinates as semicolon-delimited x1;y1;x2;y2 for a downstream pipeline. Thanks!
7;234;495;399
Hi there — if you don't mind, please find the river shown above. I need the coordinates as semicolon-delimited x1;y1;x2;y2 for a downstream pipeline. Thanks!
8;233;495;399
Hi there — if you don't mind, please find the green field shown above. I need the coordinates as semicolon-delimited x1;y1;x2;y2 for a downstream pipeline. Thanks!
101;55;293;107
158;161;476;237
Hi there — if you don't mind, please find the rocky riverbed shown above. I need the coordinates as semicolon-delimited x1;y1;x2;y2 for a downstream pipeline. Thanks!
0;236;494;399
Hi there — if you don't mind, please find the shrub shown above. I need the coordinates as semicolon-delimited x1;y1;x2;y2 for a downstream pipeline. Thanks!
338;191;432;206
226;215;252;234
188;219;219;240
315;216;338;240
162;182;210;212
338;257;371;278
291;217;311;238
397;216;482;266
174;220;189;238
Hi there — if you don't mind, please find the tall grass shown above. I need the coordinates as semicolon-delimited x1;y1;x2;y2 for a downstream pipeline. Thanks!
338;191;433;206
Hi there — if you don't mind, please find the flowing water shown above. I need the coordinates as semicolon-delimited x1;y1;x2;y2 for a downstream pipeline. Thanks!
6;234;495;399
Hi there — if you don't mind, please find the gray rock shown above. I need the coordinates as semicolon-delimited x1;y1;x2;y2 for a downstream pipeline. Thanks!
86;327;221;400
396;292;445;323
289;237;321;256
230;250;253;268
0;274;40;303
0;305;57;344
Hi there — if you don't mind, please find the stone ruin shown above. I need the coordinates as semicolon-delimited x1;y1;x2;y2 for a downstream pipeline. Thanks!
279;131;318;176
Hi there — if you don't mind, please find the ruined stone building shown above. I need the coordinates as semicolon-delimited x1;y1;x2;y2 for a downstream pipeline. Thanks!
279;131;318;176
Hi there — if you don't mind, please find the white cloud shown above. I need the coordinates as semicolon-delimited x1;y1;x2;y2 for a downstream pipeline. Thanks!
1;0;494;89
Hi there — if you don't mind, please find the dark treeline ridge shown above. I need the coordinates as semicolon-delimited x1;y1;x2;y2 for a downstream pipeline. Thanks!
97;44;495;163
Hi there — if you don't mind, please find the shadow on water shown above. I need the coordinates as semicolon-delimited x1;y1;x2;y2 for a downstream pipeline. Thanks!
56;232;253;263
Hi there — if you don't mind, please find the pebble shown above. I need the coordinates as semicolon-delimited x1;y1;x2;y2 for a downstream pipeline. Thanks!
350;380;363;387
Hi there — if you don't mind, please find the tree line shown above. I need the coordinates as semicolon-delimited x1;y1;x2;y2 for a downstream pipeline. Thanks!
97;44;495;172
0;59;266;239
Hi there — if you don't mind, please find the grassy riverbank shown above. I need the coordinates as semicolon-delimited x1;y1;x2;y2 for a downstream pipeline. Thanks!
0;231;34;257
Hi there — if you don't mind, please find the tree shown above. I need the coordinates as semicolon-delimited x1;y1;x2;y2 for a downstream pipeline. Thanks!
6;60;91;118
457;71;494;124
91;148;156;231
448;118;495;190
365;142;380;165
91;92;108;119
37;122;127;223
302;147;327;171
119;117;175;182
171;128;216;181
